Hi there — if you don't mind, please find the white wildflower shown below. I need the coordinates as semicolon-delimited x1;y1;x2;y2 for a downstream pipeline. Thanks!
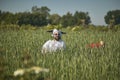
13;69;25;77
100;41;104;45
30;66;49;74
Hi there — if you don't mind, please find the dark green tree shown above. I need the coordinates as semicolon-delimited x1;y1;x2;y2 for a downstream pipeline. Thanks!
31;6;50;26
0;11;16;24
61;12;75;27
74;11;91;26
17;12;31;25
49;14;61;25
32;6;50;16
104;10;120;28
31;13;47;26
17;12;48;26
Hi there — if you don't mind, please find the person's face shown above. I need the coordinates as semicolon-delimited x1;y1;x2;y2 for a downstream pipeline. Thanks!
53;32;61;41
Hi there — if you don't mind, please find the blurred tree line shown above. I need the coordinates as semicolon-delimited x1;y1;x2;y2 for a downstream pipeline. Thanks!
0;6;91;27
0;6;120;27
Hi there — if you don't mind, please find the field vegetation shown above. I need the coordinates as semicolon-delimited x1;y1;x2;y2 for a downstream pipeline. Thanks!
0;25;120;80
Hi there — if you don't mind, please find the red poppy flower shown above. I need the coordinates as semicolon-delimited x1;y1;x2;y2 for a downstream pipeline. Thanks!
87;41;104;48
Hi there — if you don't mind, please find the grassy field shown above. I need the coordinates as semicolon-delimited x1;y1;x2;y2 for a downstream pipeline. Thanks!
0;27;120;80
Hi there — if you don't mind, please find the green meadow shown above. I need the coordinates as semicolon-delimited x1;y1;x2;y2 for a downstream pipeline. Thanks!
0;26;120;80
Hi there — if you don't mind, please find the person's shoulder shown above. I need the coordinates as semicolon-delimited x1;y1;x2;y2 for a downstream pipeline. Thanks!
43;40;52;46
45;40;52;43
47;39;52;42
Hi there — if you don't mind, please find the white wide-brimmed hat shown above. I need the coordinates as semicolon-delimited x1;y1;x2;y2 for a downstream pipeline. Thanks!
47;29;66;37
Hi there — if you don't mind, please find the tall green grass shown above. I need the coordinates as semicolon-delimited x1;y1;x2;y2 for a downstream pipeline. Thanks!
0;28;120;80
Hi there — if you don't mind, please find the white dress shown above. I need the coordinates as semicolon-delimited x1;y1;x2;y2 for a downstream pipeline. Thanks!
41;40;66;53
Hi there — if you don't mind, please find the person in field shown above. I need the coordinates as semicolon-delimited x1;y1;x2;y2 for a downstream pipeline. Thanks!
41;29;66;53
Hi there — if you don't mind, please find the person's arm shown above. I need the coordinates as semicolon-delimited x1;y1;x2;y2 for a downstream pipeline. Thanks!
61;41;66;50
63;41;66;49
41;40;50;54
